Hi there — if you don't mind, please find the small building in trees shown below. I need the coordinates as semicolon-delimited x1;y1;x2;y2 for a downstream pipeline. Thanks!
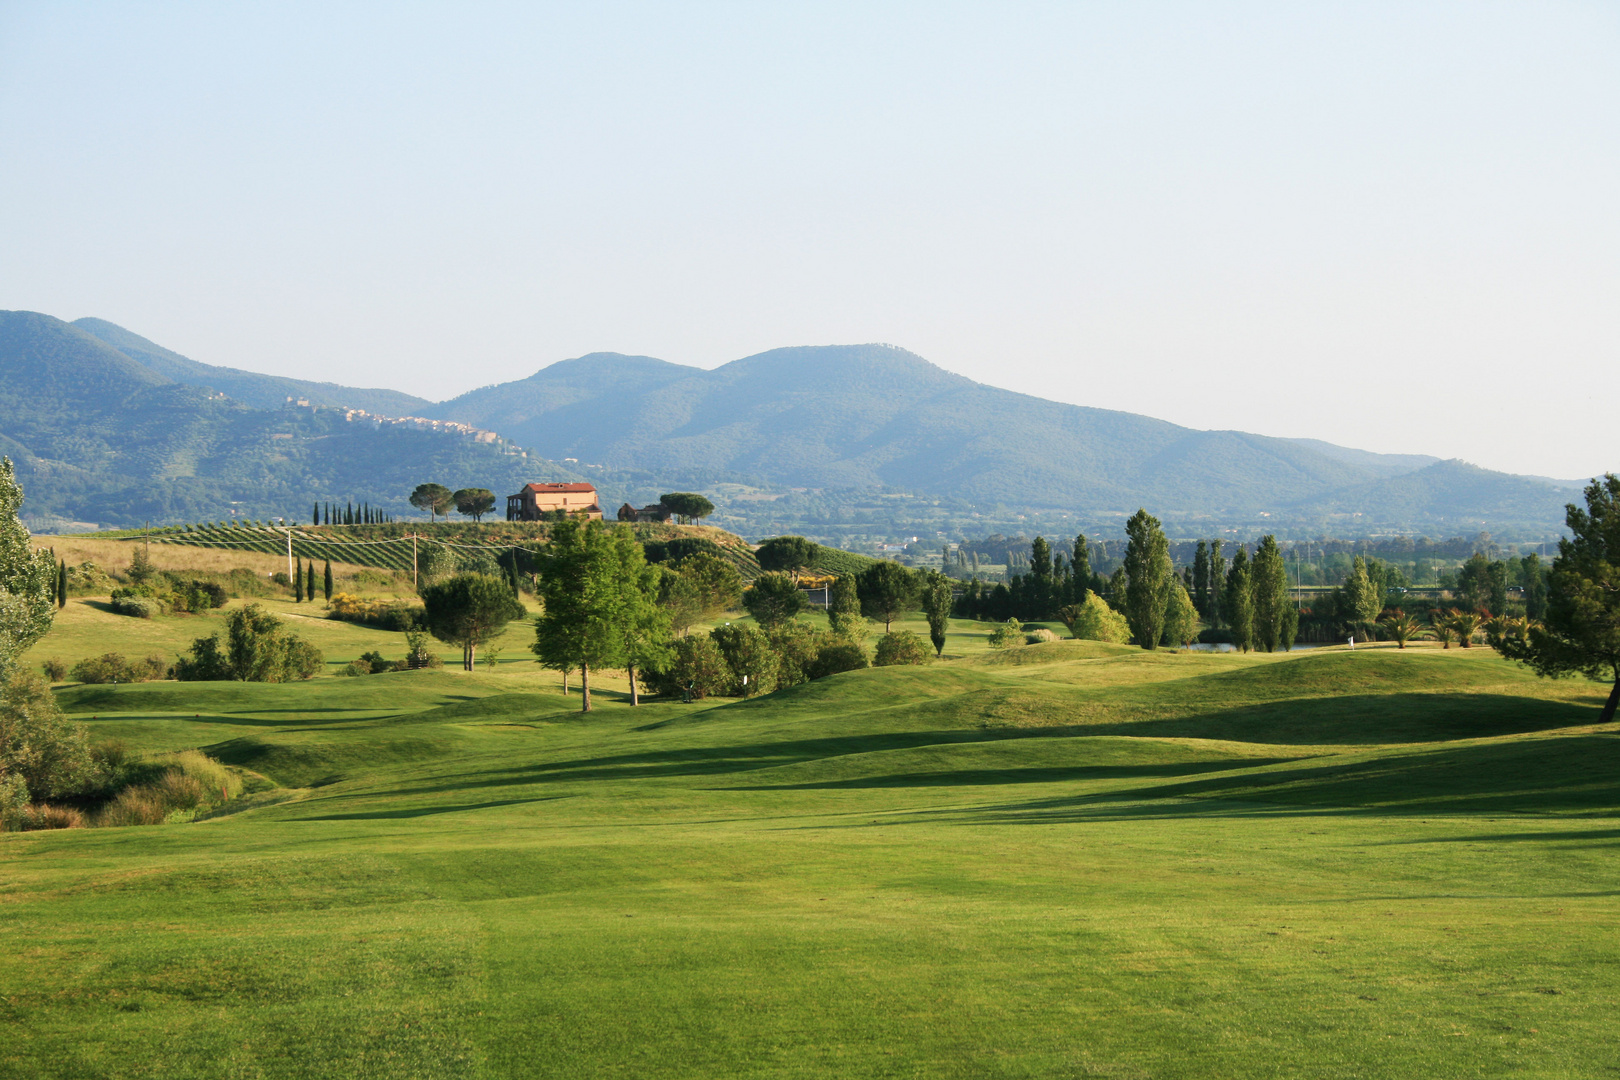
617;501;674;523
507;482;602;522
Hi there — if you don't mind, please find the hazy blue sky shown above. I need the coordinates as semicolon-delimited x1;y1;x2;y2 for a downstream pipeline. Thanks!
2;2;1615;478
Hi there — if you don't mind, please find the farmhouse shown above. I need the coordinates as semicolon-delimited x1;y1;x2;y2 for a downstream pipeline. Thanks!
507;482;603;521
616;501;673;523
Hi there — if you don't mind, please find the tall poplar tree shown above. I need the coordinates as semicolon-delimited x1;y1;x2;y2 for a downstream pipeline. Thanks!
323;560;333;601
294;557;304;602
1225;548;1254;652
921;572;954;657
1191;541;1211;618
1122;509;1171;650
1251;536;1291;652
1208;539;1226;627
1070;534;1093;604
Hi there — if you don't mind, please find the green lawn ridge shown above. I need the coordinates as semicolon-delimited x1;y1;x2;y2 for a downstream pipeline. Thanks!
5;612;1619;1079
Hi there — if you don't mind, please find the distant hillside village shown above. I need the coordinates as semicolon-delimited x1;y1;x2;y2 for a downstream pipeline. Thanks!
283;396;510;448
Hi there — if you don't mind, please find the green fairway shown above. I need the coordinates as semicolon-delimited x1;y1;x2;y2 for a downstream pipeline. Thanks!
4;636;1618;1079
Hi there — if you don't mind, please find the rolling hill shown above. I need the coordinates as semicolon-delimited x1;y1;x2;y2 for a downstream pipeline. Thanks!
72;317;433;415
0;311;577;528
428;344;1578;526
0;312;1587;534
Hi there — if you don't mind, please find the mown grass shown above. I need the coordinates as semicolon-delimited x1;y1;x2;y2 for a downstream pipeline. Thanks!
3;621;1617;1078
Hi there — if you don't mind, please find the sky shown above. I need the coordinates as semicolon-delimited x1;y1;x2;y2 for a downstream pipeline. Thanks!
2;2;1616;479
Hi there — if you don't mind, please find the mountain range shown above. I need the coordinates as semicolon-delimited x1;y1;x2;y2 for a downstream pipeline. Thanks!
0;310;1585;536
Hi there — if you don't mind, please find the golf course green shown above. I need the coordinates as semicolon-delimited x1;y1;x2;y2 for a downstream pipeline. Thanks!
5;625;1617;1079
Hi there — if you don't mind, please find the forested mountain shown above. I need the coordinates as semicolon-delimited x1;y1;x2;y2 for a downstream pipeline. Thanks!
429;344;1575;526
0;311;1585;534
0;311;574;528
72;318;432;415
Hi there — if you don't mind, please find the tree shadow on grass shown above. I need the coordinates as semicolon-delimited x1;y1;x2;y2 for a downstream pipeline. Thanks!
736;758;1296;790
297;795;570;820
374;730;1034;797
1063;692;1599;745
940;734;1620;823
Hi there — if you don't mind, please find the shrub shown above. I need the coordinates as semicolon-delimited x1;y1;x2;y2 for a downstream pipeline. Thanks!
403;630;443;670
874;630;932;667
646;636;731;699
357;650;394;673
987;619;1025;649
808;642;868;680
64;561;115;595
1024;628;1060;644
98;787;168;826
39;658;67;682
338;661;370;677
711;624;779;696
173;604;324;682
16;804;86;830
0;773;28;831
765;621;827;687
94;750;242;827
327;593;423;631
1;672;94;806
108;594;165;619
70;653;140;684
1064;594;1132;644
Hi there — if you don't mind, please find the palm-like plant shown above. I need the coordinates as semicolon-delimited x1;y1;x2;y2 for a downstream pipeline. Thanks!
1484;614;1533;650
1379;611;1425;649
1429;610;1456;649
1445;608;1485;649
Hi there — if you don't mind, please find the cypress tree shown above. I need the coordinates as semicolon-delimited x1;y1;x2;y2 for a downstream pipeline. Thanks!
1208;539;1226;627
1192;541;1210;618
1071;534;1092;604
1122;509;1171;650
1225;548;1254;652
294;556;304;602
307;561;317;602
58;558;68;609
1251;536;1291;653
324;560;333;601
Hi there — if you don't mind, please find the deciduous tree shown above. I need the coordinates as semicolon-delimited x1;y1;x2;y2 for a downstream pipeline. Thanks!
0;458;56;681
1122;509;1170;650
921;572;953;657
1251;536;1291;653
532;521;630;711
1495;475;1620;723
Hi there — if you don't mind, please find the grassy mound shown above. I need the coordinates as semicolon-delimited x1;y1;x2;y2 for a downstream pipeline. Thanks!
5;642;1618;1078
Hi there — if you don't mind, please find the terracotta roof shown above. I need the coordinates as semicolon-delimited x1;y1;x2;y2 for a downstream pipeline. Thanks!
520;482;597;493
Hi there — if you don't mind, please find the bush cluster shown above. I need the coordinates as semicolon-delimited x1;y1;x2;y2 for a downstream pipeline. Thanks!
94;750;242;827
69;653;169;684
107;577;229;618
647;620;874;700
326;592;423;631
173;604;323;682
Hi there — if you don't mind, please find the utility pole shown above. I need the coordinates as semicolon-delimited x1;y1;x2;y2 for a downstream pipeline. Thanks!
413;534;419;589
285;527;293;581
